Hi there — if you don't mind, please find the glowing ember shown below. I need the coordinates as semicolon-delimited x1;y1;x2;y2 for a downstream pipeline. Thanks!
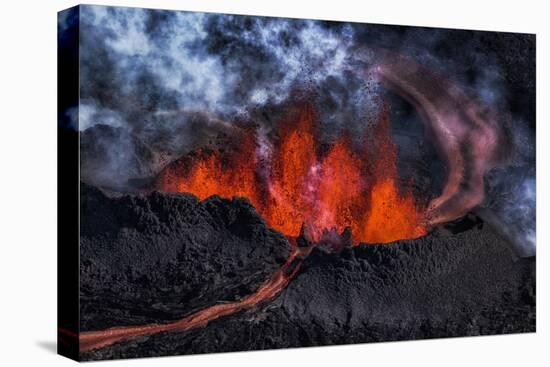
159;106;426;243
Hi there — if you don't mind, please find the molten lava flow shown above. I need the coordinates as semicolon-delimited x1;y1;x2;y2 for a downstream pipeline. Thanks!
78;249;304;353
160;106;426;244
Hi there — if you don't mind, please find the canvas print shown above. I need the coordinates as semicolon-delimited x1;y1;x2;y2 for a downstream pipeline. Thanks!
57;5;536;361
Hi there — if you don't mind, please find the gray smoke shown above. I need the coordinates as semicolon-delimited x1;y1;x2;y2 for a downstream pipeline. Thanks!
71;5;535;256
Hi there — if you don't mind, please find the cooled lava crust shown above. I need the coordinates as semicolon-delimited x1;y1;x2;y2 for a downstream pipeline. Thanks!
78;183;535;361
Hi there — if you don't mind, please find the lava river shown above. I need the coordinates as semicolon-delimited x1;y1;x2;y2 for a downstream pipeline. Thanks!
74;248;306;353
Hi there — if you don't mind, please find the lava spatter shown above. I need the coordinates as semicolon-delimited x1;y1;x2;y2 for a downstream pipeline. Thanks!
160;105;426;244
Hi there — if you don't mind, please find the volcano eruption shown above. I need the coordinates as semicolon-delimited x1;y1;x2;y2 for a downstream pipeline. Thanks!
58;5;536;362
159;105;426;244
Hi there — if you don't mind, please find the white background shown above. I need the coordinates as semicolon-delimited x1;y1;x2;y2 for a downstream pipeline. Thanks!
0;0;548;365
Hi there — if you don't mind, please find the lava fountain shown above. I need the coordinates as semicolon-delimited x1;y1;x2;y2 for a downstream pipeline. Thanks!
159;105;426;244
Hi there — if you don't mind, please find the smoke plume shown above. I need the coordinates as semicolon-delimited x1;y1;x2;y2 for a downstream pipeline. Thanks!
66;5;535;256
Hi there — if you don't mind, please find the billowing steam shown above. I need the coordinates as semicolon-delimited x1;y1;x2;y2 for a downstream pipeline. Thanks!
69;5;535;256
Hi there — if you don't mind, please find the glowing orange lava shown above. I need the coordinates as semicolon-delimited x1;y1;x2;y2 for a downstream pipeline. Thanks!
77;249;305;353
159;106;426;243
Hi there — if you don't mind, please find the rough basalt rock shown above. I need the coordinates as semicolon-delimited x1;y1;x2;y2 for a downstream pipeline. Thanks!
79;182;292;332
82;208;534;361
